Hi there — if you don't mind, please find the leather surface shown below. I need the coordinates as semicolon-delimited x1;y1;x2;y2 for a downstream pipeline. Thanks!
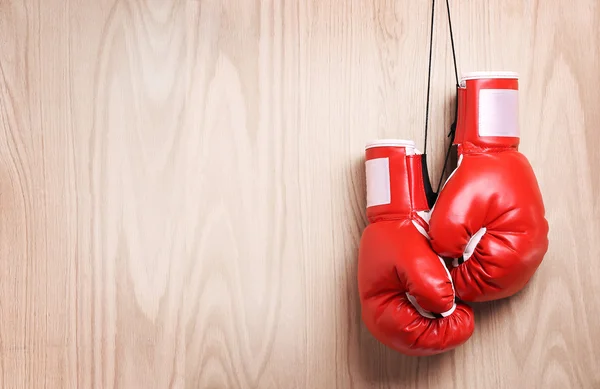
430;75;549;302
365;146;427;221
429;149;549;301
454;78;520;149
359;220;475;356
359;144;475;356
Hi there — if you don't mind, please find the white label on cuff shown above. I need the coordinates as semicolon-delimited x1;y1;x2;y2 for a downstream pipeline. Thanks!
366;157;391;207
478;89;519;137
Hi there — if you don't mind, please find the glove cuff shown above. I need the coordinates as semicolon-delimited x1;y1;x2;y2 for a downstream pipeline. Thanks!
453;71;521;151
364;140;429;222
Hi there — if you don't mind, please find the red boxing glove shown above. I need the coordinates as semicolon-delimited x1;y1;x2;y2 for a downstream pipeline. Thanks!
429;72;549;302
358;140;474;356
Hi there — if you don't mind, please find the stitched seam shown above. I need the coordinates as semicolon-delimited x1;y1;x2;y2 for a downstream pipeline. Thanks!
406;156;414;211
461;146;516;154
407;155;427;212
412;213;428;231
370;215;411;222
416;157;426;211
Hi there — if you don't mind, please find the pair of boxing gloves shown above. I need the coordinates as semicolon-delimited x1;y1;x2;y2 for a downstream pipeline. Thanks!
358;72;549;356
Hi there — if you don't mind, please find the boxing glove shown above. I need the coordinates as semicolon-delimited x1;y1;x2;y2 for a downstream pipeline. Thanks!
358;140;474;356
429;72;549;302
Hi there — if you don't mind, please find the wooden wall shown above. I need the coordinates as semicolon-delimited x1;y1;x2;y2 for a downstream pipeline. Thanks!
0;0;599;388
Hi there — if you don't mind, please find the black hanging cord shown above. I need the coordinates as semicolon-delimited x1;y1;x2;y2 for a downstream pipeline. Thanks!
446;0;459;88
436;121;455;192
423;0;436;156
435;0;460;192
419;0;438;208
421;0;460;194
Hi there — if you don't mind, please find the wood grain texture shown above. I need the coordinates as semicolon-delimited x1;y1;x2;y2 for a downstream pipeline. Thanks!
0;0;599;388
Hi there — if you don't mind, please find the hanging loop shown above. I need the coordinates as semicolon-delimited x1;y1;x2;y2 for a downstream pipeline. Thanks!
422;0;460;194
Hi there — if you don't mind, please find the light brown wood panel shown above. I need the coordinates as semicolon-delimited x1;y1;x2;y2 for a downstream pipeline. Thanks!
0;0;598;388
